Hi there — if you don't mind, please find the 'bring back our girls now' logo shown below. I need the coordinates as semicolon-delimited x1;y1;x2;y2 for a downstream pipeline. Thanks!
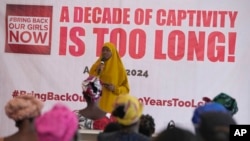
5;4;52;54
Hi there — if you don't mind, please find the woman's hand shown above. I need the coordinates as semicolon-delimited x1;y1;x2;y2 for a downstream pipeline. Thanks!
96;63;104;75
103;83;115;92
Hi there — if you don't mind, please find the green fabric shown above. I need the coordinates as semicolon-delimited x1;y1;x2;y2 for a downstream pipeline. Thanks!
212;93;238;115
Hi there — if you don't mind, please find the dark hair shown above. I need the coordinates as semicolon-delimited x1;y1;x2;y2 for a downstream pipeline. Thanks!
139;114;155;137
103;122;122;133
197;112;236;141
154;126;197;141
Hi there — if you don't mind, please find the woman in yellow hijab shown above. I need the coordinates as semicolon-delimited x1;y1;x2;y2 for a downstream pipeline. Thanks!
89;42;130;113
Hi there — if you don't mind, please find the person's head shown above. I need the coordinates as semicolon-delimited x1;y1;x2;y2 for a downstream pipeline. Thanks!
111;95;143;128
139;114;155;137
5;95;43;126
35;103;78;141
81;76;102;103
154;125;197;141
192;102;229;129
101;42;115;61
196;111;236;141
103;122;122;133
97;42;127;86
202;92;238;116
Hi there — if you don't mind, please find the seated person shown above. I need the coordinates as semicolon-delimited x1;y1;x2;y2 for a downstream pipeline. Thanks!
196;111;237;141
35;103;78;141
74;76;116;130
191;102;229;130
139;114;155;138
103;122;122;133
0;95;43;141
97;95;150;141
153;125;197;141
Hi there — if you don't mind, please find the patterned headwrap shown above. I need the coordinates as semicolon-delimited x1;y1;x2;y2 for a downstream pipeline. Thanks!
35;103;78;141
112;95;143;126
5;95;43;121
212;93;238;115
82;76;102;102
202;92;238;115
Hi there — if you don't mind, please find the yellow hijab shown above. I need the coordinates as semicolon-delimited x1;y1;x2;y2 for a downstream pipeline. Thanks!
89;42;130;112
